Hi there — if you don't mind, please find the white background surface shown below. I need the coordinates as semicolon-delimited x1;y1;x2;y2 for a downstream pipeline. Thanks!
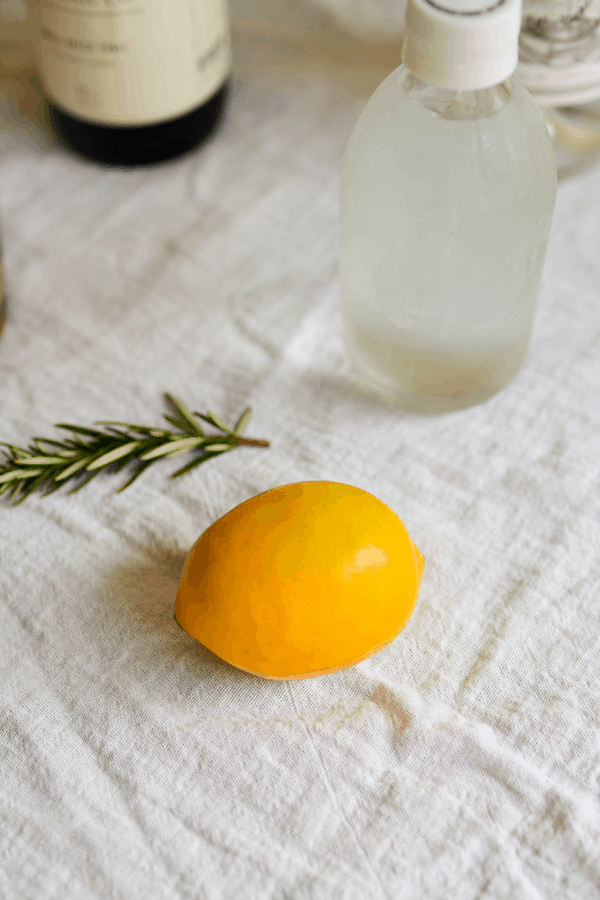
1;1;600;897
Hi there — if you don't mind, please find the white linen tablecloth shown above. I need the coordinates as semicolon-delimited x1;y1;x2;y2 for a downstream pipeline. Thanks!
1;2;600;897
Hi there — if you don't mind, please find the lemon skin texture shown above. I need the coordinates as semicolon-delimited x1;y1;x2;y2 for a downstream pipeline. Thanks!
175;481;424;679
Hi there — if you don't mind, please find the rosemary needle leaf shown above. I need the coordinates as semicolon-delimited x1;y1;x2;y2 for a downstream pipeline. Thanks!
171;452;220;479
0;443;29;456
8;483;25;504
68;472;97;494
201;442;232;453
32;438;70;449
140;437;203;461
234;407;252;436
55;424;108;438
195;411;236;435
102;427;131;440
163;415;197;435
96;421;162;437
18;456;67;466
0;394;269;503
55;457;94;482
117;461;154;492
17;469;52;504
165;394;204;436
87;441;142;470
0;468;41;483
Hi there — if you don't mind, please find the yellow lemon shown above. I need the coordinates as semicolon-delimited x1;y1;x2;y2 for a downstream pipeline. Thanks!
175;481;424;679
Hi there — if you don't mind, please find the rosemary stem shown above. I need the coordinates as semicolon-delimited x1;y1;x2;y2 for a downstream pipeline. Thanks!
0;395;270;504
237;438;271;447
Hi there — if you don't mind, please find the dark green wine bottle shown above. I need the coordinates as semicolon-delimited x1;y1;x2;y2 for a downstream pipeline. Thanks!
34;1;231;166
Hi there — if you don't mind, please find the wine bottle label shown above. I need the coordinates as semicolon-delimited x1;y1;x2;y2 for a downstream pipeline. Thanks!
32;0;231;125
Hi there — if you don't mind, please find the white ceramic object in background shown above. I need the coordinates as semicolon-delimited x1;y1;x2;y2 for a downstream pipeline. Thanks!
517;0;600;177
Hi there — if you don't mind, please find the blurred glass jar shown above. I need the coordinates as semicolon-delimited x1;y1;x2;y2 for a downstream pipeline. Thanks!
0;255;6;339
516;0;600;177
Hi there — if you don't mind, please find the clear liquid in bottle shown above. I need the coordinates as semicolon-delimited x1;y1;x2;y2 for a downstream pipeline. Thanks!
340;0;558;413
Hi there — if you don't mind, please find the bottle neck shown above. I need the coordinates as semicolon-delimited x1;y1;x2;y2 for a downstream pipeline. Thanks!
400;65;513;120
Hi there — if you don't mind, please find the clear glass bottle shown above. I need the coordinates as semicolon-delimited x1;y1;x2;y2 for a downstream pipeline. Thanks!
340;0;558;413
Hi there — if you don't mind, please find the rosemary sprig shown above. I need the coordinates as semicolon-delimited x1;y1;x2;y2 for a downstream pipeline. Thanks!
0;394;269;505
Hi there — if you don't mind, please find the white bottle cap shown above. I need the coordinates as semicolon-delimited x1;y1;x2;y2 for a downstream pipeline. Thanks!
403;0;522;91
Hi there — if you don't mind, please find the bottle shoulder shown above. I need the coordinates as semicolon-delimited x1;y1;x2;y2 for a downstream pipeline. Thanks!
342;65;557;194
351;64;548;129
